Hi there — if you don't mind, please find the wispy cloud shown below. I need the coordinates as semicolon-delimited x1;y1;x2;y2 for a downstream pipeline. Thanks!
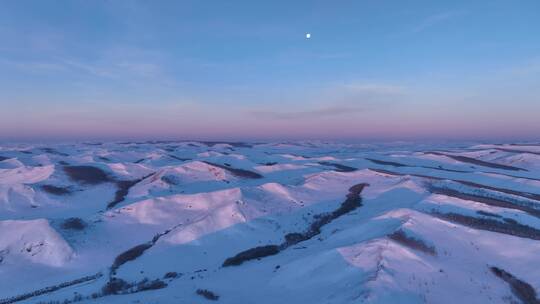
509;57;540;76
340;83;406;95
249;105;366;120
0;60;67;73
248;82;407;120
61;60;163;79
1;57;165;80
413;11;467;33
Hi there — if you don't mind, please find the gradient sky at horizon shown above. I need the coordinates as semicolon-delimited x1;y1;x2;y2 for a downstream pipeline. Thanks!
1;0;539;142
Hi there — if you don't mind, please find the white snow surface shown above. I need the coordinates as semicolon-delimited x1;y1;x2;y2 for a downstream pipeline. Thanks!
0;219;73;267
0;141;539;303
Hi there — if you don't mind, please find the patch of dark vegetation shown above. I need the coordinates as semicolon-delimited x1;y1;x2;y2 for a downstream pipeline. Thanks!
431;211;540;240
83;142;102;146
162;146;176;152
425;165;471;173
370;167;540;203
135;278;168;292
504;218;519;225
108;173;154;209
111;243;153;274
40;148;69;157
223;245;280;266
369;168;408;177
485;172;540;182
425;152;528;171
453;180;540;202
367;159;471;174
41;185;71;195
367;153;530;174
365;158;408;167
430;186;540;219
102;278;167;295
490;266;539;304
495;148;540;156
291;182;368;244
63;166;112;185
293;153;311;159
134;158;146;163
58;160;69;166
509;143;540;147
163;272;179;279
223;183;369;267
203;161;263;179
0;156;9;161
161;174;180;185
28;272;176;303
98;156;111;162
61;218;87;230
110;221;183;276
0;272;102;304
318;161;357;172
388;230;436;255
145;140;178;144
168;154;191;161
476;210;502;218
196;289;220;301
263;162;277;166
101;278;131;295
18;150;33;154
229;142;252;148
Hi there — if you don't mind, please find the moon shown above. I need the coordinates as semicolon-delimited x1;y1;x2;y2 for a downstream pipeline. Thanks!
306;33;311;39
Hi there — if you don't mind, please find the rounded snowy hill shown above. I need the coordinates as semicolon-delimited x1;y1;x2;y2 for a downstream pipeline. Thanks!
1;141;540;304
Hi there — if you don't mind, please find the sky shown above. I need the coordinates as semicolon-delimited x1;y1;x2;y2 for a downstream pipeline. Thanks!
0;0;539;142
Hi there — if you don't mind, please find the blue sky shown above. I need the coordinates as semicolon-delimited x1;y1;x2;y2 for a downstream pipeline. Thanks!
1;0;539;141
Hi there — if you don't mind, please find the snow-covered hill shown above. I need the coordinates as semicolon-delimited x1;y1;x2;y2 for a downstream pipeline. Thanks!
0;141;539;304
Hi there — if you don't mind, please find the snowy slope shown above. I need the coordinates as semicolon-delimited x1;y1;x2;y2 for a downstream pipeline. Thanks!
0;219;73;266
0;141;539;304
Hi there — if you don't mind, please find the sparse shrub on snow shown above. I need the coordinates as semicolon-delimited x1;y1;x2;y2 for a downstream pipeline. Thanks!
41;185;71;195
112;243;152;271
61;218;87;230
388;230;436;255
223;183;369;267
63;165;112;185
164;271;179;279
222;245;280;266
135;279;167;292
490;266;539;304
101;278;132;295
196;289;220;301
